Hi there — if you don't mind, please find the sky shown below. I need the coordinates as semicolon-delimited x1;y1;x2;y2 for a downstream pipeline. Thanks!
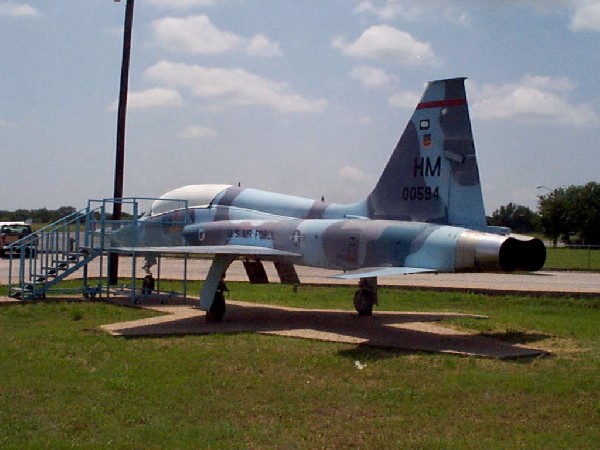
1;0;599;214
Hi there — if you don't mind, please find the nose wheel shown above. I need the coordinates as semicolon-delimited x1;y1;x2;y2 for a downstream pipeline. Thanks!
205;291;226;322
353;289;374;316
353;277;378;316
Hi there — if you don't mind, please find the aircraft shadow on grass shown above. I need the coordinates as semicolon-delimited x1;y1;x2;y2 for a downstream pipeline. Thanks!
104;300;548;360
479;330;552;346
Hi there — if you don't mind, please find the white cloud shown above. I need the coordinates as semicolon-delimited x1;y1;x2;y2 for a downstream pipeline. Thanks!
332;25;435;65
338;112;373;126
152;15;241;55
338;165;372;184
152;15;281;57
356;115;373;125
109;88;183;111
470;75;599;126
570;0;600;31
245;34;282;57
178;125;218;139
0;2;39;17
148;0;216;9
350;66;393;89
145;60;327;113
355;0;402;21
357;1;597;33
388;89;421;108
520;74;575;91
355;0;469;25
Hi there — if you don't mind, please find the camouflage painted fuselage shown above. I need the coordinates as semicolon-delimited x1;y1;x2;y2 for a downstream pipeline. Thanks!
130;210;544;274
115;77;546;312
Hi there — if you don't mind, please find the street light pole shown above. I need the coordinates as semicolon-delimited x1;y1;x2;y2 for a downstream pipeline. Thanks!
109;0;135;285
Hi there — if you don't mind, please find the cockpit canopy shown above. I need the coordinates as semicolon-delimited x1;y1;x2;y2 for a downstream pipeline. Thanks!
150;184;232;216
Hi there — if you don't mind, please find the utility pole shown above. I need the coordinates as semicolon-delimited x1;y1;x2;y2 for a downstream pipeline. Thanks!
109;0;135;285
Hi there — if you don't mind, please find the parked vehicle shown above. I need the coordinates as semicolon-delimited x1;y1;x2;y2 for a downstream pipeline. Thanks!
0;222;33;257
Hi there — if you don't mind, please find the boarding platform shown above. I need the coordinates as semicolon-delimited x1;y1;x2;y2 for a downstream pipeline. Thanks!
5;197;190;302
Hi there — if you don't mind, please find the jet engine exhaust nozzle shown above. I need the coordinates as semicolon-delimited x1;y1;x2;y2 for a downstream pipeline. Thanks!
498;236;546;272
456;231;546;273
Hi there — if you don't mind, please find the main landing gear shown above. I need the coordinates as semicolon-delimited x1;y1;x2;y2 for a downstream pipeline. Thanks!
200;255;234;323
205;282;227;322
201;260;379;320
353;277;378;316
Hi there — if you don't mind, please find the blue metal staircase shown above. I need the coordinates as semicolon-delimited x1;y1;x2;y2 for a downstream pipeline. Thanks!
7;203;108;300
6;197;190;301
5;196;193;301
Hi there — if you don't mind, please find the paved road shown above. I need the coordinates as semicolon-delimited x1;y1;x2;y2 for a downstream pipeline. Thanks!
2;256;599;295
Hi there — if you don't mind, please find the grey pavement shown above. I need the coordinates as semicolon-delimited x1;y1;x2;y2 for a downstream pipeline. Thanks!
2;256;600;295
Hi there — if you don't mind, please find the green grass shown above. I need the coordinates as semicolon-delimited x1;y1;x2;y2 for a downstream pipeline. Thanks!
1;283;599;448
545;246;600;271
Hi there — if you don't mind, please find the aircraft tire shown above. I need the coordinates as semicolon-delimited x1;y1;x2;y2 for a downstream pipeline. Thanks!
353;288;374;316
205;291;226;322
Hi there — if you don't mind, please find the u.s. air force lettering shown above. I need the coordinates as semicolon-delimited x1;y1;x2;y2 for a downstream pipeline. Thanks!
227;229;274;240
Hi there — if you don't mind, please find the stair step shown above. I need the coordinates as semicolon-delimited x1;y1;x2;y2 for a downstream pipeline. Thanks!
53;260;70;270
67;253;80;262
11;287;31;293
10;287;44;300
34;272;57;282
16;283;42;291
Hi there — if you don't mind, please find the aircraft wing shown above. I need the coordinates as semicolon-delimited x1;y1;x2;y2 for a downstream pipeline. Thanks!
108;245;301;258
331;266;436;279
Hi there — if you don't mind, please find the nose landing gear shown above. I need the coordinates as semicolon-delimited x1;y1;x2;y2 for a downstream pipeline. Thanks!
205;276;228;322
353;277;378;316
205;289;226;322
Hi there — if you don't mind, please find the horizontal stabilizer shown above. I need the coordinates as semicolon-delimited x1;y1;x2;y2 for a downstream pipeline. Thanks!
331;266;436;279
109;245;301;258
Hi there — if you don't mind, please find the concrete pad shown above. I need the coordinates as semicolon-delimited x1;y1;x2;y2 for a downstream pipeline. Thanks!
100;300;548;359
0;296;21;305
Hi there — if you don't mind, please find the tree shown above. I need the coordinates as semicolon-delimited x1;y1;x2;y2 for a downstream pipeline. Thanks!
0;207;78;224
49;206;77;223
538;182;600;245
488;203;538;233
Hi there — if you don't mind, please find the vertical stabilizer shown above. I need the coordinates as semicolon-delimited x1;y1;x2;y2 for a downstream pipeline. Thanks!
367;78;486;227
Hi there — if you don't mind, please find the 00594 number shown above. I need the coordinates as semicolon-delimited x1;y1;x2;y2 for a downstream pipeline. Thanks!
402;186;439;201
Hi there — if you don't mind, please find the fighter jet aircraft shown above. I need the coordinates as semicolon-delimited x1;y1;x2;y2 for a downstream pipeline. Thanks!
112;77;546;321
